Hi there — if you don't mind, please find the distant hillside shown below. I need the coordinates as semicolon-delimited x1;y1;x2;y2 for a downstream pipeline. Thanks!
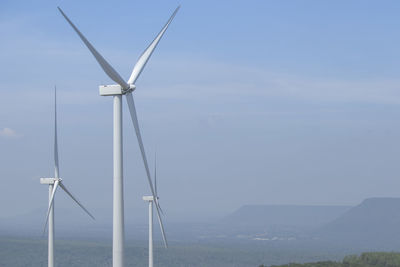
319;197;400;246
222;205;351;227
266;252;400;267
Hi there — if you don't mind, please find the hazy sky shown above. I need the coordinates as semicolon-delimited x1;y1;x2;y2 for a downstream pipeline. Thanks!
1;0;400;223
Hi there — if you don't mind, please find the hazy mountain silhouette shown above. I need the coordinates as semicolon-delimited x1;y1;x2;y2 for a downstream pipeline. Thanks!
5;197;400;246
319;197;400;245
222;205;351;227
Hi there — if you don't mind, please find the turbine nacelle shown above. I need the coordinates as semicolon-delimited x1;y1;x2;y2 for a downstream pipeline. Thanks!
143;195;159;202
40;178;62;185
99;84;136;96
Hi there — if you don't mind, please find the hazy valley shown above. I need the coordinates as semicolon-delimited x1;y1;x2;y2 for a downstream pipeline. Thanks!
2;197;400;266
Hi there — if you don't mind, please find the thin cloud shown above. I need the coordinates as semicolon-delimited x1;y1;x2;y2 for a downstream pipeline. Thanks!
139;57;400;105
0;128;21;138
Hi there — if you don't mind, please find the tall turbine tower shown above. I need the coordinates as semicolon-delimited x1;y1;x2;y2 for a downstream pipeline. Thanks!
58;6;179;267
143;156;163;267
142;195;155;267
40;87;95;267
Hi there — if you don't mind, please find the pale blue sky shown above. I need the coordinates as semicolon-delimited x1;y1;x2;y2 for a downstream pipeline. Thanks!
1;0;400;224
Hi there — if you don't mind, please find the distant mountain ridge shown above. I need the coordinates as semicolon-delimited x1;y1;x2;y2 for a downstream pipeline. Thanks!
221;198;400;247
320;197;400;244
4;197;400;247
222;204;352;227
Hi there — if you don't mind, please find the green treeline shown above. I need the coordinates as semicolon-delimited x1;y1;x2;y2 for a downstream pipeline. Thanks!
260;252;400;267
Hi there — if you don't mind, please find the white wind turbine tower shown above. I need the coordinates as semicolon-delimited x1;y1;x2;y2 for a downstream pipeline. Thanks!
40;87;95;267
143;156;164;267
57;6;179;267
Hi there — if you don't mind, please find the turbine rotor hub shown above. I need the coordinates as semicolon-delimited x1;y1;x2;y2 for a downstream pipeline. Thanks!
123;84;136;94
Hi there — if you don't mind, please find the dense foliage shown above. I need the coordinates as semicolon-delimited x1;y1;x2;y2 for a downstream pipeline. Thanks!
260;252;400;267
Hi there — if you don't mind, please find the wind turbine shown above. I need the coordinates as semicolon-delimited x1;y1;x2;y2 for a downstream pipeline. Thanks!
57;6;179;267
143;156;164;267
40;87;95;267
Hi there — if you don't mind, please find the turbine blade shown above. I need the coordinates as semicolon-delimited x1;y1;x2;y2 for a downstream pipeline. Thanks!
54;86;59;179
154;156;165;215
43;180;60;234
154;154;157;197
157;201;165;216
125;93;156;197
127;6;180;85
125;93;168;247
155;202;168;248
59;182;95;220
58;7;129;90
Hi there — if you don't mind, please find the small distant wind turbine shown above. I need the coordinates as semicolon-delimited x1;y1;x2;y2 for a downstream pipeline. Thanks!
40;87;95;267
58;6;179;267
143;156;164;267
